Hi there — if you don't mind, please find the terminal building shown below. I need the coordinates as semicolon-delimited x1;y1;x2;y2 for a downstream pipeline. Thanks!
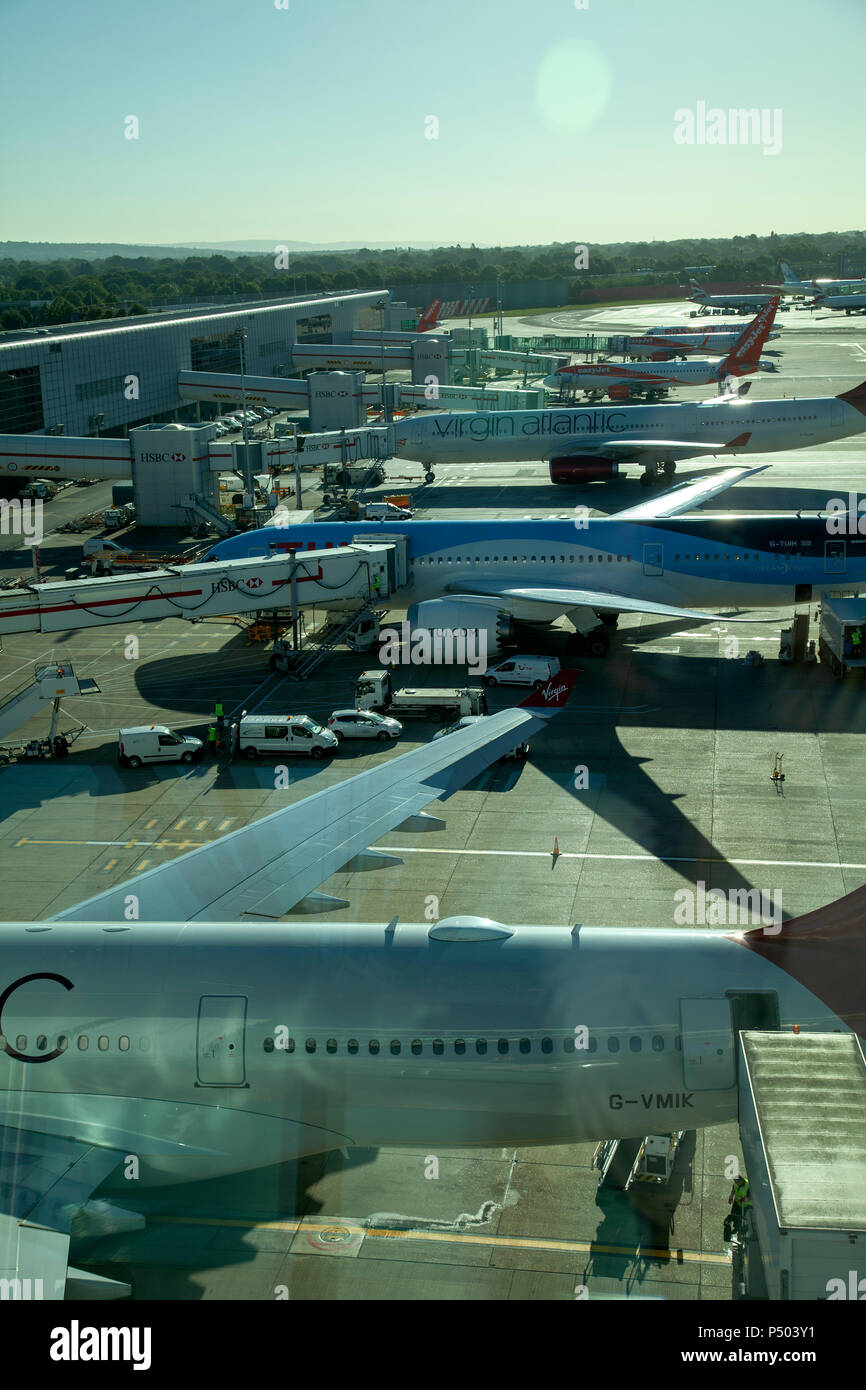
0;290;397;438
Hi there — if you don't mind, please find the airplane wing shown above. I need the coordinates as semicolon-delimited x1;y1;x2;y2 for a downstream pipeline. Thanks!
555;438;738;464
612;465;768;520
443;580;744;624
50;671;578;924
0;1127;127;1300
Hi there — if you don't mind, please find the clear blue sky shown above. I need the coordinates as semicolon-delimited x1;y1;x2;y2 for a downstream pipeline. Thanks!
1;0;863;246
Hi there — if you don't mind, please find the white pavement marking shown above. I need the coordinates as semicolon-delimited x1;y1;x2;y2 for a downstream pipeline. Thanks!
376;846;866;871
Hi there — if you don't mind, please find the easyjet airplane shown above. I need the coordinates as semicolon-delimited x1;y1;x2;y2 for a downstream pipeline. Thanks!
544;299;778;399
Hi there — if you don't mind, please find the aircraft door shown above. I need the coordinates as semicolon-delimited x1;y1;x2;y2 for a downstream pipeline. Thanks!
197;995;247;1086
642;543;663;577
824;540;846;575
679;999;735;1091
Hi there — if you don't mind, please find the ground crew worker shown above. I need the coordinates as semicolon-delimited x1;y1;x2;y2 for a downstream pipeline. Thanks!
207;724;218;755
852;627;863;651
727;1176;751;1237
215;699;225;737
371;573;382;597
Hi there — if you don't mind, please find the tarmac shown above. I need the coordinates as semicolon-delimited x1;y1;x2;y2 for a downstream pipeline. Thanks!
1;300;864;1299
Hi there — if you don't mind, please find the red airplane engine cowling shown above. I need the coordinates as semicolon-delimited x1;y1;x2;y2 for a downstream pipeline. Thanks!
549;457;619;484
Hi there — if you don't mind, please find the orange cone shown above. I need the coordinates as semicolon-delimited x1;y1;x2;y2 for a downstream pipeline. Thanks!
552;836;560;858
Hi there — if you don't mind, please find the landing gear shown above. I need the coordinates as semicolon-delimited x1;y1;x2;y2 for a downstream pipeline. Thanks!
567;630;610;658
424;472;435;484
663;460;676;481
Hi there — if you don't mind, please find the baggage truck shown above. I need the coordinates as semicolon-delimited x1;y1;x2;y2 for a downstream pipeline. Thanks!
818;596;866;677
353;669;486;721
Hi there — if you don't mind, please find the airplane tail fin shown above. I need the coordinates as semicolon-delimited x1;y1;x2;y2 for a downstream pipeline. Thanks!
836;378;866;416
718;296;779;377
689;278;707;297
518;667;579;715
735;883;866;1039
779;261;802;285
417;299;441;332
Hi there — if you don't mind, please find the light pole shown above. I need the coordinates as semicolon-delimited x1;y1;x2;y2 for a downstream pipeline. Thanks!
377;298;390;422
235;327;254;503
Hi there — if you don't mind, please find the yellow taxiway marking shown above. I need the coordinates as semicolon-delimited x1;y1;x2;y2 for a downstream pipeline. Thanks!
134;860;150;872
217;819;233;831
103;859;118;873
145;819;158;830
148;1214;730;1266
14;836;206;850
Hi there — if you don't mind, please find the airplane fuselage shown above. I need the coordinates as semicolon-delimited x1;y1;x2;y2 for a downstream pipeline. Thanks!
392;394;862;466
0;922;849;1184
211;513;866;613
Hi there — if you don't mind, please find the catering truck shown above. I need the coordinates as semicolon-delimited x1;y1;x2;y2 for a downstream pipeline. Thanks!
817;597;866;677
353;670;487;721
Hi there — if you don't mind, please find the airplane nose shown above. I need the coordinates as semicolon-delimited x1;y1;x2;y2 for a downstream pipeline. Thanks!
542;375;559;389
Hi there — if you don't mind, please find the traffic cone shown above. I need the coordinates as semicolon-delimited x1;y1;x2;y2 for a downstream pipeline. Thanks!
552;836;560;859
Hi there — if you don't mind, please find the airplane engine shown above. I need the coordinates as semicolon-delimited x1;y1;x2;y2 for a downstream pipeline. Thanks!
549;457;619;484
407;598;513;648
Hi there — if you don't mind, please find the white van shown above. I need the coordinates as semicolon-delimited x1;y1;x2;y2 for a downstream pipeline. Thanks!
237;714;338;760
118;725;204;769
364;501;413;520
483;655;561;688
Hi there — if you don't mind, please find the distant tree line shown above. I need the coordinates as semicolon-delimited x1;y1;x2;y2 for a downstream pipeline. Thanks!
1;230;864;330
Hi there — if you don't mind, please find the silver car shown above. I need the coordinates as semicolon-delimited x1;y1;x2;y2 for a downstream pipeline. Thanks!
327;709;402;743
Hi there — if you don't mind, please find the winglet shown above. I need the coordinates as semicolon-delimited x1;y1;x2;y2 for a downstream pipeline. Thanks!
518;668;579;713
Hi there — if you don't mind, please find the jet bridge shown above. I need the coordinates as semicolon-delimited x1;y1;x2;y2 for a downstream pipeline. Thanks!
0;539;407;637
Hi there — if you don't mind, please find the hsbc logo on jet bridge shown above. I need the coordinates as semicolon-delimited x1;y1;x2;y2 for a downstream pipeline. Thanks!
138;451;186;463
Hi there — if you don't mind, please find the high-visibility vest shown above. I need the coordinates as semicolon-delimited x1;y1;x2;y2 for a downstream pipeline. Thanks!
732;1179;751;1207
208;726;217;742
215;701;224;716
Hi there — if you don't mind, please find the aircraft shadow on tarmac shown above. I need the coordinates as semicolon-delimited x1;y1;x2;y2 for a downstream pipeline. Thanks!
414;476;848;517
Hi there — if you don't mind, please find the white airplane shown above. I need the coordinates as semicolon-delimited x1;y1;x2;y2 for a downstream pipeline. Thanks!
687;278;777;313
812;291;866;315
622;322;779;361
388;377;866;485
0;673;578;1299
2;659;862;1299
770;262;866;296
543;299;778;399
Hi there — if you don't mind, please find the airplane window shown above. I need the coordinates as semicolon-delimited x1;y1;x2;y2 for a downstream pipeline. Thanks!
390;1040;401;1055
411;1040;423;1055
263;1037;275;1052
540;556;546;563
369;1040;380;1054
454;1039;466;1054
432;1040;444;1055
684;554;690;561
474;557;480;564
57;1035;68;1051
578;555;584;562
675;1035;682;1050
476;1038;487;1054
78;1036;88;1050
627;555;632;562
119;1037;130;1052
675;555;680;561
617;555;622;562
36;1035;47;1050
608;1037;620;1053
326;1039;337;1053
608;555;613;562
652;1035;665;1052
281;1037;295;1054
541;1037;553;1054
563;1036;575;1053
629;1036;642;1052
560;557;565;565
305;1038;316;1053
497;1039;509;1055
98;1036;109;1051
16;1035;27;1050
519;1038;531;1054
343;1039;357;1054
714;555;720;561
531;557;536;563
